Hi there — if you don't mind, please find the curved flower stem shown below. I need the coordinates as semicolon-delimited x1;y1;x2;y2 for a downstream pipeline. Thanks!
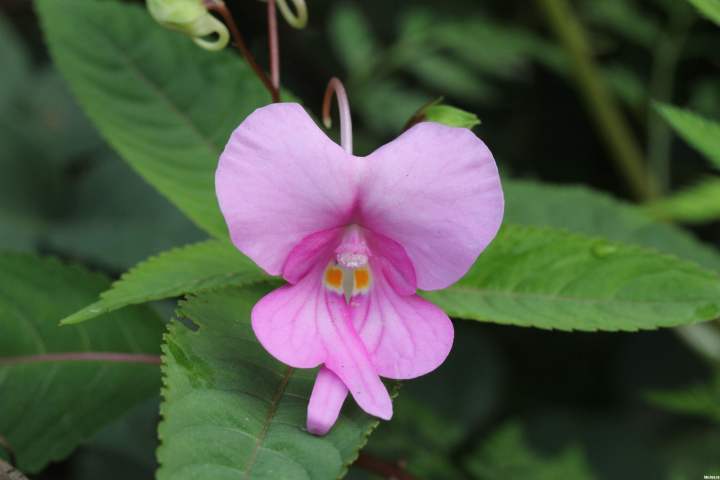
0;434;16;467
267;0;280;92
0;352;161;366
205;0;279;102
536;0;659;201
322;77;353;154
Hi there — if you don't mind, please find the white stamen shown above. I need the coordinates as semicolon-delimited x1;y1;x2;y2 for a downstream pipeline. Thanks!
336;251;368;269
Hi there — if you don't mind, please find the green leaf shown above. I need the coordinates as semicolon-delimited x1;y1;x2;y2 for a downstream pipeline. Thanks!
582;0;660;48
656;103;720;170
0;13;29;111
36;0;270;238
647;372;720;423
603;64;646;107
70;398;159;480
406;54;495;101
61;240;269;325
424;224;720;331
665;430;720;479
329;2;379;78
47;155;205;270
504;179;720;270
0;254;163;473
157;285;384;479
399;10;558;80
688;0;720;25
354;80;429;139
465;423;595;480
646;177;720;224
0;66;204;267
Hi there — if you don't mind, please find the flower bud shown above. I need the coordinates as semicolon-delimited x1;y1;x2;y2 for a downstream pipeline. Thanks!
146;0;229;51
276;0;308;29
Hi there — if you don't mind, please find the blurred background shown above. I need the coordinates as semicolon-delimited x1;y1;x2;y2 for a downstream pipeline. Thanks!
1;0;719;478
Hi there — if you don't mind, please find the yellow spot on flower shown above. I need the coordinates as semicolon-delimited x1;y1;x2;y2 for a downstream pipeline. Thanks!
324;266;343;290
352;267;371;295
354;269;369;290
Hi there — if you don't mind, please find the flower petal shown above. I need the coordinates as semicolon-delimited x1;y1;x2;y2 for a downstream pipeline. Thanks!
365;230;416;295
322;289;393;420
359;122;504;290
351;264;454;379
216;103;357;276
252;264;392;419
283;227;344;284
307;367;348;435
251;270;326;368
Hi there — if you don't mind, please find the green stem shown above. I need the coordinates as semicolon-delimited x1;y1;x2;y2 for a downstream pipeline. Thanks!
647;11;693;193
536;0;659;201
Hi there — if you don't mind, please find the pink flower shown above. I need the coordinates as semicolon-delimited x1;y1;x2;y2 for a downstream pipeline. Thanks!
215;103;503;435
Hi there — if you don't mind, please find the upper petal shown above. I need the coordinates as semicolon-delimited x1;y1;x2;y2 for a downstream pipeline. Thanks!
358;122;504;290
216;103;357;276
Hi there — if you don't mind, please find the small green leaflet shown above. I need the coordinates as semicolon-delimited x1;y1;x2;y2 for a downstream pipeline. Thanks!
158;285;386;480
61;240;269;325
647;372;720;423
688;0;720;25
0;254;162;473
646;178;720;224
655;102;720;170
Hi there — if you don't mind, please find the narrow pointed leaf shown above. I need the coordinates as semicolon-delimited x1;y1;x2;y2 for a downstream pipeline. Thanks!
656;103;720;170
646;177;720;224
157;285;384;479
62;240;269;325
0;254;162;473
688;0;720;25
36;0;271;238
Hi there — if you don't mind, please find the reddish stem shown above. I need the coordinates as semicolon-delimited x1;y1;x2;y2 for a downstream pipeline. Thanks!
206;1;279;102
355;453;417;480
0;352;161;366
322;77;353;154
268;0;280;92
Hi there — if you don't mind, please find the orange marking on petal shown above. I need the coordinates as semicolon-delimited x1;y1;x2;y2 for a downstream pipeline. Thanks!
354;268;370;290
325;267;343;289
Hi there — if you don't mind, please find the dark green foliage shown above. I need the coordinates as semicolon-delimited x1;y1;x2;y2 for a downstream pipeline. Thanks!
0;254;163;473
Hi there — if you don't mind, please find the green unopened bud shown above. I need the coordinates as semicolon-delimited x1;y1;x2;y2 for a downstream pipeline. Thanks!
147;0;229;51
424;104;481;129
276;0;308;29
